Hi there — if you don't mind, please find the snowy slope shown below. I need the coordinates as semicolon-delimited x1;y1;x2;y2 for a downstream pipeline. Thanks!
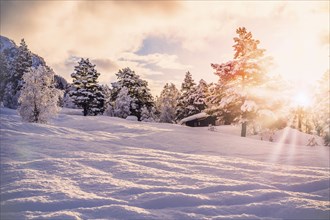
1;107;329;219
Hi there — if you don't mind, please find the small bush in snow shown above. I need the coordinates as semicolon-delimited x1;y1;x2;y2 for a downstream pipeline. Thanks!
18;66;60;123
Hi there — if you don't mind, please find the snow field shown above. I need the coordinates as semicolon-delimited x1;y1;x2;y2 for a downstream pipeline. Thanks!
0;108;329;219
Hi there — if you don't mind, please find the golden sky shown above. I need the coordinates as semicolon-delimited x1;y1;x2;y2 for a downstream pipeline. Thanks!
1;1;329;94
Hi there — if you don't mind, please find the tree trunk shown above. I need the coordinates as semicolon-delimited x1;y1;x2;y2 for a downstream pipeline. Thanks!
83;106;88;116
298;113;302;131
241;122;247;137
241;75;247;137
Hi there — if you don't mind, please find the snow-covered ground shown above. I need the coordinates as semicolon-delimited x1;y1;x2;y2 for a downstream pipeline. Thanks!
1;107;329;219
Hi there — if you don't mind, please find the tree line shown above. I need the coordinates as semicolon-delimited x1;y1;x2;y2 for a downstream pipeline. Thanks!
0;27;328;144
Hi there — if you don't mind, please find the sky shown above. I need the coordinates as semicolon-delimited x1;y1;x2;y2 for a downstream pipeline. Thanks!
1;1;329;95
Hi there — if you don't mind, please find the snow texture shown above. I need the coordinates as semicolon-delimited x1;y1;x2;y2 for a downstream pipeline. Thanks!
1;107;329;219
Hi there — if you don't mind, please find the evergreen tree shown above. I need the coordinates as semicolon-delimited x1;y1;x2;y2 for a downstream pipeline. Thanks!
54;75;68;90
192;79;208;113
211;27;270;137
113;86;132;119
89;84;106;115
176;71;200;121
205;80;240;125
140;105;155;122
0;52;9;103
111;67;154;120
158;83;180;123
18;66;60;123
63;84;78;108
69;58;105;116
4;39;32;109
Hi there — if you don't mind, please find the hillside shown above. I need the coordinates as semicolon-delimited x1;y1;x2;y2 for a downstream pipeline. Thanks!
0;107;329;219
0;35;46;68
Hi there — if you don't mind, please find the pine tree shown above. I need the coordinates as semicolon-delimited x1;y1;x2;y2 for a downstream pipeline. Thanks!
18;66;60;123
111;67;154;120
211;27;270;137
176;71;200;121
113;86;132;119
158;83;180;123
192;79;208;113
4;39;32;109
205;80;240;125
70;58;105;116
63;84;78;108
0;52;9;103
89;84;106;115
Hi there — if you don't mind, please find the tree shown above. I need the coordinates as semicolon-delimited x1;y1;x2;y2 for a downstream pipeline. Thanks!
0;52;9;103
111;67;154;120
312;70;330;145
192;79;208;113
140;105;157;122
18;66;60;123
70;58;105;116
4;39;32;109
211;27;270;137
157;83;180;123
113;86;132;119
90;84;106;115
63;84;78;108
205;81;241;125
175;71;199;121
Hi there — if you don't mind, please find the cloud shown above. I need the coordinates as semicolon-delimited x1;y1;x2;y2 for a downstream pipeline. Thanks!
320;31;329;46
1;1;328;95
119;52;191;70
91;58;119;73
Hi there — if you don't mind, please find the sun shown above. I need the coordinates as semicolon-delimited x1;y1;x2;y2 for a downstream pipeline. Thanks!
292;92;312;107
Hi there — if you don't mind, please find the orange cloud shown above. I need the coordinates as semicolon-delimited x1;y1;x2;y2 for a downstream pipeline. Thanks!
1;1;328;95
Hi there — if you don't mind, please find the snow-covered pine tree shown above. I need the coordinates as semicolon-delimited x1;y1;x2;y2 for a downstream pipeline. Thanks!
192;79;208;113
158;83;180;123
18;66;60;123
4;39;32;109
175;71;200;121
140;105;157;122
0;52;9;103
211;27;270;137
205;79;241;125
89;84;106;115
70;58;105;116
63;84;78;108
53;75;68;107
113;86;132;119
110;67;154;120
54;75;68;90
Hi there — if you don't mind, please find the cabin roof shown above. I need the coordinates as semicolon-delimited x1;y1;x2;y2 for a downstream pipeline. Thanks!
179;112;210;125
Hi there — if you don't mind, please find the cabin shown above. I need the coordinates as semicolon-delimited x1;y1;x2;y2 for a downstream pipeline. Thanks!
179;112;217;127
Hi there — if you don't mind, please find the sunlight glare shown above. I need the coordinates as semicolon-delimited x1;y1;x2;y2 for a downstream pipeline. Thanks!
292;92;312;107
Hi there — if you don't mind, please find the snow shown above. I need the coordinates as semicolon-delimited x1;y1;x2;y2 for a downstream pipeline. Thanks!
241;100;257;112
179;112;209;124
1;107;329;219
0;36;16;53
253;127;324;146
126;115;138;121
